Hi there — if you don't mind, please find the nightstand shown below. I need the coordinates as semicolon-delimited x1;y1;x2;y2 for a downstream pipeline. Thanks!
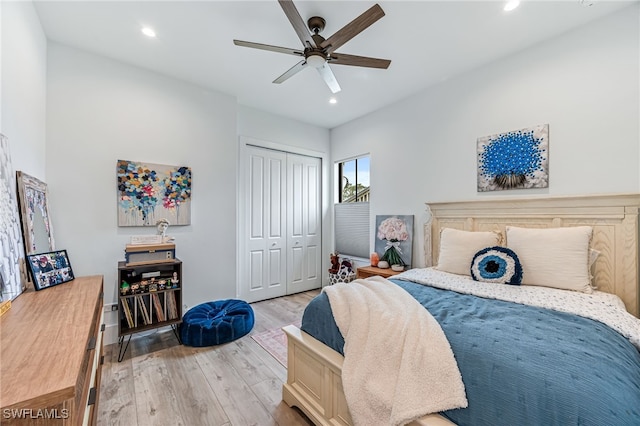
356;265;404;279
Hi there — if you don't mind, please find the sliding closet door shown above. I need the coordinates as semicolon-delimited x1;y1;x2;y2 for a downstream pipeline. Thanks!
239;145;322;302
239;145;287;303
286;153;322;294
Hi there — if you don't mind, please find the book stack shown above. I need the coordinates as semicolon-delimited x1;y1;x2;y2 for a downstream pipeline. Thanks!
136;295;152;325
166;292;178;320
121;298;134;328
151;293;165;322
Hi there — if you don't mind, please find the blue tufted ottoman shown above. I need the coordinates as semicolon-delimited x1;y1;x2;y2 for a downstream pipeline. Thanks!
180;299;255;347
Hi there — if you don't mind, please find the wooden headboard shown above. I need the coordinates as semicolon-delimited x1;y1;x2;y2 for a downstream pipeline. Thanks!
424;193;640;317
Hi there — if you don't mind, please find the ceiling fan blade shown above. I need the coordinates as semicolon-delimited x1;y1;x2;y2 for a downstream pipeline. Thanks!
320;3;385;54
273;60;308;84
233;40;304;56
329;52;391;69
278;0;316;48
316;63;341;93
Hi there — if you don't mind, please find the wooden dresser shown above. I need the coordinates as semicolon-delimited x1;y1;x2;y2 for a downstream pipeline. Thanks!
0;275;105;425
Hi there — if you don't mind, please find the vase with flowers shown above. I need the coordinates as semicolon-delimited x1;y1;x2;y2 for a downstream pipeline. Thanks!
377;216;409;267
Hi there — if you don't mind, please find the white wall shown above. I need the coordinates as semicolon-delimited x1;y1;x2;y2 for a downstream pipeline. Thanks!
331;4;640;268
238;105;330;150
237;105;332;285
46;43;238;342
1;0;47;178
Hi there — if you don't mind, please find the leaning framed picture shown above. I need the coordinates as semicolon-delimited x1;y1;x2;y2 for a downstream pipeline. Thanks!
27;250;75;291
375;215;414;268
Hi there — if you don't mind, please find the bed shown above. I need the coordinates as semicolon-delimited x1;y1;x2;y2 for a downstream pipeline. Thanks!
282;193;640;426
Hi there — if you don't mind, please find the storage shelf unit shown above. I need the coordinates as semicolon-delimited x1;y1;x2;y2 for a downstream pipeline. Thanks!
117;259;182;361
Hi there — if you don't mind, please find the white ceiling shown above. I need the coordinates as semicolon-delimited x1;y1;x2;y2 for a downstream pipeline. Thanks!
33;1;636;129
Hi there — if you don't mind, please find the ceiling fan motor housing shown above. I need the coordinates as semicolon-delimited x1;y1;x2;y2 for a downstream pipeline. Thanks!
307;16;326;34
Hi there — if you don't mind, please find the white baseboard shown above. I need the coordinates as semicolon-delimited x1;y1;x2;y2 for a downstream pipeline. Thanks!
103;323;119;346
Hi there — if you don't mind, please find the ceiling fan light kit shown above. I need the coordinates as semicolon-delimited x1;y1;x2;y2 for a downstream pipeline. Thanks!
141;27;156;38
306;53;326;68
233;0;391;93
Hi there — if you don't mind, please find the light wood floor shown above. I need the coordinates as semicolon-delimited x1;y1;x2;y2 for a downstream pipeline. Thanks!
97;290;320;426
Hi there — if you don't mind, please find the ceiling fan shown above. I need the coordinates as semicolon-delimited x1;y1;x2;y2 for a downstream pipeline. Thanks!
233;0;391;94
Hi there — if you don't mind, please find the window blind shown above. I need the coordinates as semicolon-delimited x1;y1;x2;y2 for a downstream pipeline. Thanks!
334;202;370;258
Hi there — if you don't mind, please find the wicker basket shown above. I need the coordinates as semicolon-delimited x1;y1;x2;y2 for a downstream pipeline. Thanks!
329;271;356;285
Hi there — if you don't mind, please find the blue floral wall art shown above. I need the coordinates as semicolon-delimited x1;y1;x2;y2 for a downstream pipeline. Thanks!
117;159;192;226
477;124;549;192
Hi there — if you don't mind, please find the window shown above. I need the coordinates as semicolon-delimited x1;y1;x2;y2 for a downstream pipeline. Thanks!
334;156;370;259
338;156;370;202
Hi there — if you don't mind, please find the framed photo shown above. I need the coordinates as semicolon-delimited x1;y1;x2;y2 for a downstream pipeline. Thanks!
27;250;74;291
16;171;56;255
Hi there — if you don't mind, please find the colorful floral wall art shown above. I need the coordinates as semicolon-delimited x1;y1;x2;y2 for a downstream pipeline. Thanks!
0;134;27;301
374;215;414;268
477;124;549;192
117;159;192;226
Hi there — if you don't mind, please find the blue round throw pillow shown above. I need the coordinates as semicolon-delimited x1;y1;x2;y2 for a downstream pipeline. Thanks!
181;299;255;347
470;246;522;285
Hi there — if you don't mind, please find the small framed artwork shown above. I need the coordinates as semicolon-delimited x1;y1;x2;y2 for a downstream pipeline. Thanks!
27;250;75;291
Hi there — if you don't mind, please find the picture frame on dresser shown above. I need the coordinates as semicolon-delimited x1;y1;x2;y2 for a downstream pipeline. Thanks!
16;171;56;255
27;250;74;291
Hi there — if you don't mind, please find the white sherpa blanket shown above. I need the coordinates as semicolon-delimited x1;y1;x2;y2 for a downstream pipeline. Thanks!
323;276;467;426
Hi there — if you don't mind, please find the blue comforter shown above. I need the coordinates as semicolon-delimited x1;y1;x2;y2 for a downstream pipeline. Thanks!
301;279;640;425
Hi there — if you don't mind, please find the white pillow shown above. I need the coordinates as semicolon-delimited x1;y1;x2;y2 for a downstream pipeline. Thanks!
506;226;593;293
435;228;502;276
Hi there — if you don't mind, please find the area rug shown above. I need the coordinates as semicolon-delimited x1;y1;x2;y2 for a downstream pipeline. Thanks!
251;322;300;367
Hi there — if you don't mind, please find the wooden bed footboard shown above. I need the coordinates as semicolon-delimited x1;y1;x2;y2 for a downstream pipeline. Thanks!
282;325;455;426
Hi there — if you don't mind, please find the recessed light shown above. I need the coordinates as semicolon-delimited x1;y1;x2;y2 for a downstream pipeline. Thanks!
504;1;520;11
329;97;337;104
141;27;156;38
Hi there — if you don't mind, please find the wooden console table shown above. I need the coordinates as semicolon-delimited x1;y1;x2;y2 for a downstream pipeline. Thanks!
0;275;105;425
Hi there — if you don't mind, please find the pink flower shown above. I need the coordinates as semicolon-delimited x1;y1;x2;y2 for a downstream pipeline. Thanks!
377;217;409;241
